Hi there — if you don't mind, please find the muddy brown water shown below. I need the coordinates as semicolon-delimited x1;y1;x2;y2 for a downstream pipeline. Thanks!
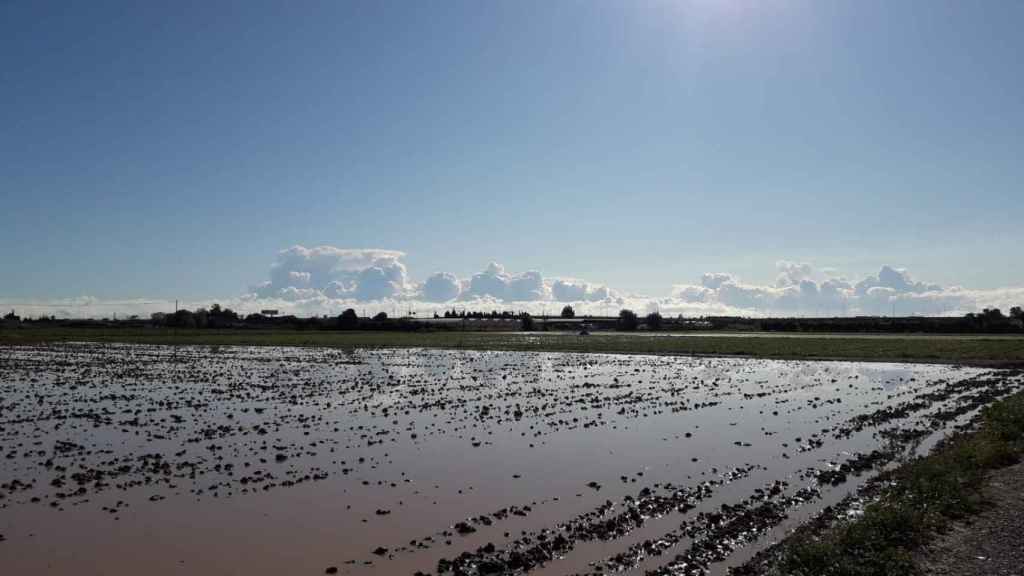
0;343;1019;575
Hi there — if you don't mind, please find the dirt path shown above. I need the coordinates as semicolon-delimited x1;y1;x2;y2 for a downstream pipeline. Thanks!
918;461;1024;576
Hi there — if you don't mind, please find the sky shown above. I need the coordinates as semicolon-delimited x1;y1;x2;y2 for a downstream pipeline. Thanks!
2;0;1023;318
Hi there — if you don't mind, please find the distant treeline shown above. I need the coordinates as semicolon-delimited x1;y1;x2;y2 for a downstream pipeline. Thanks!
150;306;430;331
4;305;1023;334
750;307;1024;334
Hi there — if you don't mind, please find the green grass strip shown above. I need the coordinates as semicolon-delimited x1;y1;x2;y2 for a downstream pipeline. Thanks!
778;391;1024;576
3;328;1024;364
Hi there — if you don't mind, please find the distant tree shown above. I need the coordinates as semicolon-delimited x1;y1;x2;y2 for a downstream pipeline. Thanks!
205;303;239;327
167;309;197;328
618;309;639;331
1011;306;1023;320
521;313;535;331
373;312;389;321
645;311;663;330
194;308;209;329
983;308;1005;320
339;308;359;329
561;305;576;319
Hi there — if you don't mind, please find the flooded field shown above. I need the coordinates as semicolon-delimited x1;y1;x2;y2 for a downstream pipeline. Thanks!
1;343;1021;576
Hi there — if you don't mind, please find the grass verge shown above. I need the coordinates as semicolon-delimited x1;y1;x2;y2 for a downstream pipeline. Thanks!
769;391;1024;576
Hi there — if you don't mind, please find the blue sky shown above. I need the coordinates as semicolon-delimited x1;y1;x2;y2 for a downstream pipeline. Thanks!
2;0;1022;311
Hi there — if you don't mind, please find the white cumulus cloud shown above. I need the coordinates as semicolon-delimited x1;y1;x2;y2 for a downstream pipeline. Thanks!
17;250;1019;321
255;245;408;301
250;249;617;308
670;263;993;316
421;272;462;302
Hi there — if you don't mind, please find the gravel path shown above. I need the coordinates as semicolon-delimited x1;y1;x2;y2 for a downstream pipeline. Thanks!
918;461;1024;576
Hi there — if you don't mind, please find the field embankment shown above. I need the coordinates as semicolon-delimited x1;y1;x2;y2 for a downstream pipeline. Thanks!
735;390;1024;576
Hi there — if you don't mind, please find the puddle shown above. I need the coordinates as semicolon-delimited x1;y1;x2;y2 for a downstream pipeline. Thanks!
0;343;1019;575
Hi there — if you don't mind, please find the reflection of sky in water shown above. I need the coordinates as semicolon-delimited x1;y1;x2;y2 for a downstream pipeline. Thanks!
0;343;1004;576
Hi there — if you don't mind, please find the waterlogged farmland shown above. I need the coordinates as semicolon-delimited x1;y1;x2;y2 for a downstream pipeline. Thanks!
0;344;1021;575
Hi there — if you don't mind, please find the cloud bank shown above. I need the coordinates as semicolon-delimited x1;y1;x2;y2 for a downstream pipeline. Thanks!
665;261;1007;317
4;247;1023;319
254;246;409;302
240;249;1024;318
252;246;622;308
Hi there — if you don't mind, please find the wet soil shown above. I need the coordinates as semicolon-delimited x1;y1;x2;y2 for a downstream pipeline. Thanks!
0;343;1020;575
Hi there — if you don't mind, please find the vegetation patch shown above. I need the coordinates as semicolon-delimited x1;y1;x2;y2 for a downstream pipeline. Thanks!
3;328;1024;365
